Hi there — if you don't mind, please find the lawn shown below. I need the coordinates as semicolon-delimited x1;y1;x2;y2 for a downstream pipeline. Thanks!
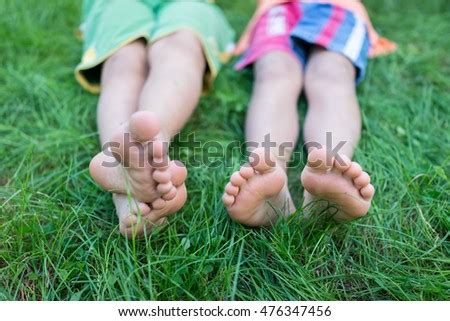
0;0;449;300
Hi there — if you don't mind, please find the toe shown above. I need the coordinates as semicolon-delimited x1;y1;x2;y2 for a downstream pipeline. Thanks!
354;171;371;188
115;196;150;238
239;165;255;179
249;147;277;173
344;162;363;179
147;185;187;218
230;172;246;187
157;182;173;194
89;152;126;193
334;154;352;172
121;214;138;228
360;183;375;200
225;182;239;196
108;128;146;168
222;193;235;207
170;160;188;187
307;147;333;171
149;141;169;169
162;186;177;200
129;111;160;142
152;198;166;210
153;169;171;183
89;152;108;179
114;193;150;220
108;131;126;161
120;222;145;238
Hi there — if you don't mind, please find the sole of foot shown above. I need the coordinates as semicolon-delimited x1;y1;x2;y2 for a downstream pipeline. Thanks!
300;147;375;221
115;160;188;238
222;147;293;227
89;111;176;204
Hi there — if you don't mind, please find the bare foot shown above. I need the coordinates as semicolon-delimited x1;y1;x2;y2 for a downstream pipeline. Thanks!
300;148;375;221
115;160;188;238
89;111;175;203
222;148;294;227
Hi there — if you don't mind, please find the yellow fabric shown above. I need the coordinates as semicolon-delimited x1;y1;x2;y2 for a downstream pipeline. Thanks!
235;0;397;58
75;0;235;94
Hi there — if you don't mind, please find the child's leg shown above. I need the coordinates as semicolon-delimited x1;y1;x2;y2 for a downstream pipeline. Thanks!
303;48;361;157
138;30;206;141
90;31;205;236
245;52;302;168
98;30;205;200
222;52;302;226
120;30;204;233
96;40;148;144
122;30;204;223
300;47;375;221
88;40;165;236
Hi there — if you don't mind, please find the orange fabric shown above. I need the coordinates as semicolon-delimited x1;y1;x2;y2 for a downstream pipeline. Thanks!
235;0;397;58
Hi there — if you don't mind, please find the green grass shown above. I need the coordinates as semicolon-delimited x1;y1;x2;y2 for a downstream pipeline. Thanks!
0;0;449;300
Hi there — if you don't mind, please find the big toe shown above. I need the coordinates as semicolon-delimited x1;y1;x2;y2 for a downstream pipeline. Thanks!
89;152;125;192
89;152;105;184
249;147;277;173
127;112;168;168
307;147;333;171
129;111;161;142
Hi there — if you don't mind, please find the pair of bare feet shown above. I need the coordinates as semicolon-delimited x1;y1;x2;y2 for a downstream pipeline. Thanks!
222;147;375;226
90;111;375;237
89;111;188;237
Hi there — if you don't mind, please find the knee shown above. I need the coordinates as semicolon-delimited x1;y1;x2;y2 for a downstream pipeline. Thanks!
254;52;302;91
305;58;355;96
104;40;147;78
149;30;205;71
